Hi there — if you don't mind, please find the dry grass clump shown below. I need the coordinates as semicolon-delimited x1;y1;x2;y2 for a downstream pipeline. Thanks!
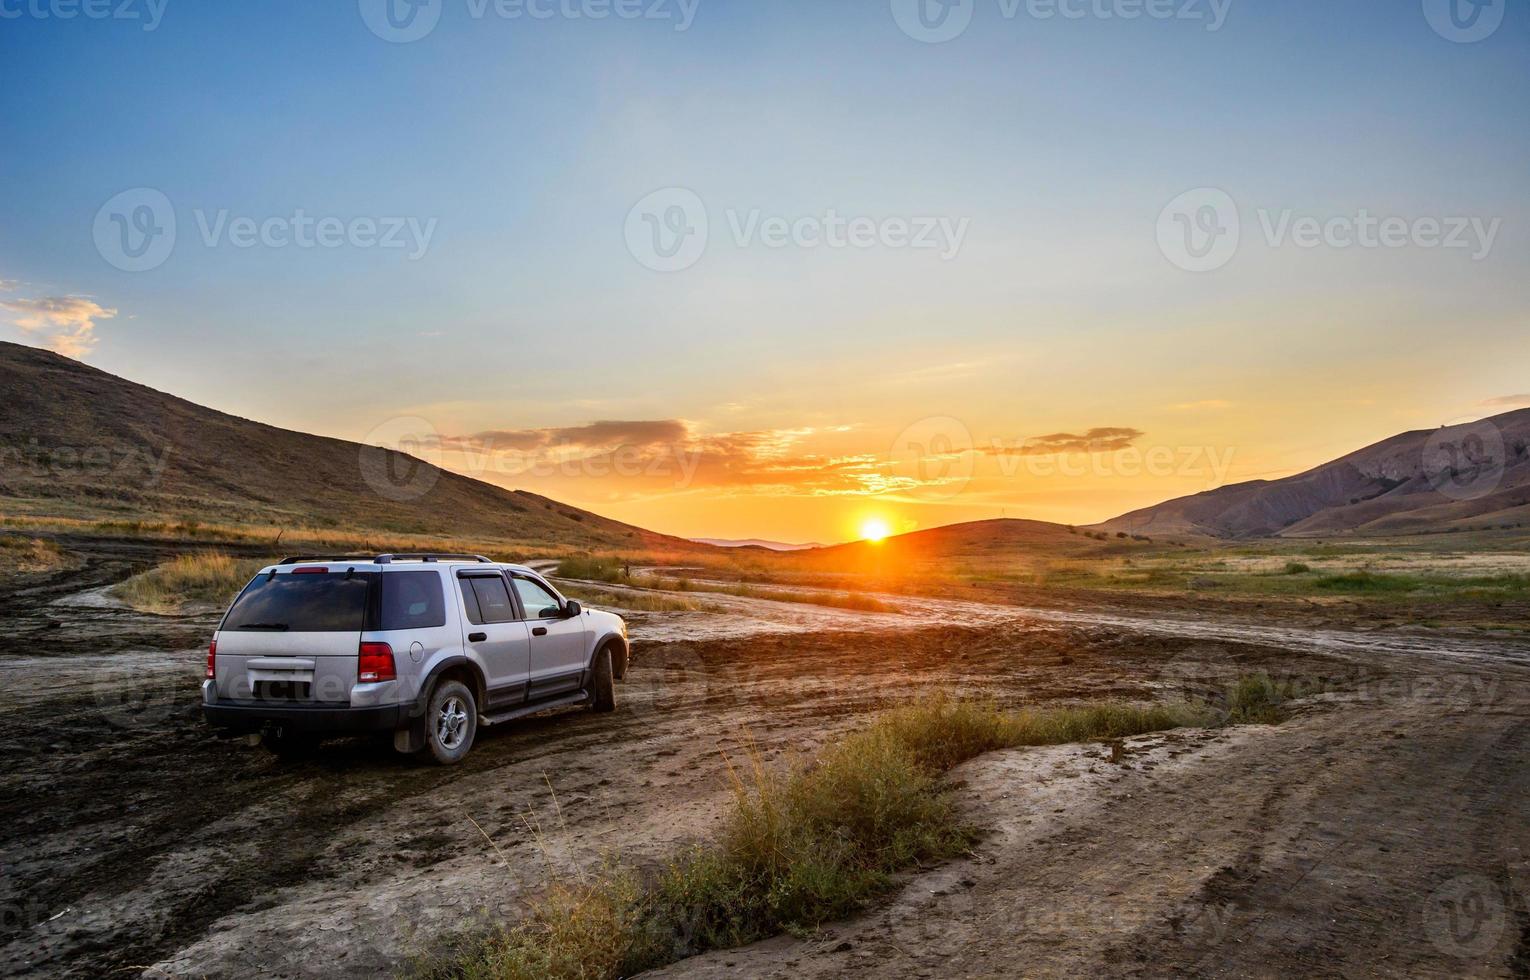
111;552;265;614
0;535;68;576
413;691;1235;979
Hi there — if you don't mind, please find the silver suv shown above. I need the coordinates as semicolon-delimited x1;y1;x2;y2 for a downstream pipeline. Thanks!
201;554;629;764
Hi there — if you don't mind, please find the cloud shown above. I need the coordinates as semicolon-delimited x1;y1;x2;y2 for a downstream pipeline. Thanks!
1170;399;1232;411
1482;394;1530;410
0;279;18;292
1;295;118;358
891;360;986;385
431;419;947;499
439;419;691;453
986;426;1146;456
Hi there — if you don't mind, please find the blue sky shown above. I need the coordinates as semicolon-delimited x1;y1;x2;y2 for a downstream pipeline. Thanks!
2;0;1527;540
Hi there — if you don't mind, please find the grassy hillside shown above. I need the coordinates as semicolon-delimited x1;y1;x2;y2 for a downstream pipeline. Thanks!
0;342;700;554
1100;411;1530;539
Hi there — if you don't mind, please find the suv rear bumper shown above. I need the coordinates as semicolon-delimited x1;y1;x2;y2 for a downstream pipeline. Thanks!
203;699;405;734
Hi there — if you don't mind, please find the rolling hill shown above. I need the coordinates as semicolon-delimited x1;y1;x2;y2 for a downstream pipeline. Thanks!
0;342;698;552
1100;410;1530;539
784;412;1530;569
776;518;1115;578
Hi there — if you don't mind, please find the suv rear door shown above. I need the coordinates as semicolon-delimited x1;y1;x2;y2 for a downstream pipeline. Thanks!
214;567;374;704
456;571;532;712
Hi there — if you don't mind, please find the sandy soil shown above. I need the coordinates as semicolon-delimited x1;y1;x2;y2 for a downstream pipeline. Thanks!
2;539;1528;978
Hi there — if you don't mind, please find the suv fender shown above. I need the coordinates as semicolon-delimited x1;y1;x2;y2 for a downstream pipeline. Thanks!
404;653;488;721
592;632;630;680
394;653;487;753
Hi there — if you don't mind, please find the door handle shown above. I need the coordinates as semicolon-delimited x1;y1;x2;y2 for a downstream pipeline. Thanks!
468;632;487;642
532;627;548;637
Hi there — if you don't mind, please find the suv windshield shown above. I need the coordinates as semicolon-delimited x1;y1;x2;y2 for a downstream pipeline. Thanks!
223;572;376;632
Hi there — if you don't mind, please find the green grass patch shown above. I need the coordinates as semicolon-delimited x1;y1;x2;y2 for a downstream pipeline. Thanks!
411;690;1255;979
1312;570;1530;595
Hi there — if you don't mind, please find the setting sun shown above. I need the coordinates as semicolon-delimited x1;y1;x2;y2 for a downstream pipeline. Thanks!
859;518;891;542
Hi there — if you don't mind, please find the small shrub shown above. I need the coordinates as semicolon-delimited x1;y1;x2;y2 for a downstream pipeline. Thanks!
1284;561;1312;575
1219;674;1304;725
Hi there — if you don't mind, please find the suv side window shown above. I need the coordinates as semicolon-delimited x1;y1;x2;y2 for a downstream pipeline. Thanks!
379;571;446;630
511;575;563;620
467;575;518;625
458;578;484;625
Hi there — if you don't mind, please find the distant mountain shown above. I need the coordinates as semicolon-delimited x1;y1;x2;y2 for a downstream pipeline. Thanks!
1100;410;1530;539
690;538;826;551
0;342;700;552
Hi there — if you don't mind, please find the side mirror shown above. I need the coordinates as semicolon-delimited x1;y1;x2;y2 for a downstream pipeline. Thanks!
563;600;582;617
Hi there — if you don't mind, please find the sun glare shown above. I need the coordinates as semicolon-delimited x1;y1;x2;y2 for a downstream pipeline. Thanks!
860;518;891;542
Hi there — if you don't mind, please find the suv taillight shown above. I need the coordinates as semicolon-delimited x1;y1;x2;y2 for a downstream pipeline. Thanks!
358;641;395;683
206;638;217;680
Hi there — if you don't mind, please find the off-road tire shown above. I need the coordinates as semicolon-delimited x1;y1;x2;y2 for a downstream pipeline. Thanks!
589;646;616;713
423;679;477;765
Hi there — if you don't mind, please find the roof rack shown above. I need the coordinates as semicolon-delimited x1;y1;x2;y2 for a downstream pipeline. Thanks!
374;553;495;564
278;556;379;565
278;554;495;565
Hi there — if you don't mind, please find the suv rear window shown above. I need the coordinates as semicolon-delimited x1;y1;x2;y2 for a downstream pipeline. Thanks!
379;571;445;630
224;572;376;632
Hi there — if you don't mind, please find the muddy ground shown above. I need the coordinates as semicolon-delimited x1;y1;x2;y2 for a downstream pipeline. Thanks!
2;537;1529;978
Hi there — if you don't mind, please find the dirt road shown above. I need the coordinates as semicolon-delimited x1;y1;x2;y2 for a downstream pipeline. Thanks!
2;542;1527;978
